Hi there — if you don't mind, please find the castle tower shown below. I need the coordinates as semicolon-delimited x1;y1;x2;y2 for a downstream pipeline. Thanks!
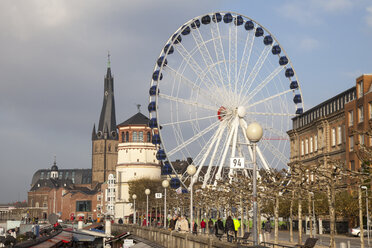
114;110;161;222
92;54;119;184
50;157;58;179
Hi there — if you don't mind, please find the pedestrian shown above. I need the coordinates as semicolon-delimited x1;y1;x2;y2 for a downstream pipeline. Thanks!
208;218;214;235
215;217;224;240
193;221;198;235
178;216;189;233
233;217;240;242
225;216;235;243
118;218;123;224
169;216;177;231
200;219;206;234
264;219;272;242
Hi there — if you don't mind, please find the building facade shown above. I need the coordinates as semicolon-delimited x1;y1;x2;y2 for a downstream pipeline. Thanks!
115;112;161;222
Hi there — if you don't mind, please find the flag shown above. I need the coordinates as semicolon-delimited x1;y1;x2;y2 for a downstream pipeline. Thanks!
176;187;182;194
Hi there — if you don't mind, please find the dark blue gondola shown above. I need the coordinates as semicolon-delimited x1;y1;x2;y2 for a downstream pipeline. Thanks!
279;56;288;66
170;178;181;189
296;108;303;114
148;101;156;112
181;26;191;35
223;13;233;23
152;134;161;145
163;44;174;55
191;19;201;29
255;27;264;37
157;56;168;67
290;81;298;89
245;20;254;30
149;118;158;128
161;162;173;175
272;45;281;55
263;35;273;45
152;70;163;81
212;13;222;23
156;149;166;160
201;15;211;25
293;94;302;104
172;33;182;44
285;68;294;78
149;86;158;96
234;15;244;26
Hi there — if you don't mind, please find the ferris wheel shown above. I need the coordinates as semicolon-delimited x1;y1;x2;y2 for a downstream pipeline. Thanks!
148;12;304;189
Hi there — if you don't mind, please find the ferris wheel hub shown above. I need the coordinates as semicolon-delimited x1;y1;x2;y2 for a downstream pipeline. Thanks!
237;106;246;118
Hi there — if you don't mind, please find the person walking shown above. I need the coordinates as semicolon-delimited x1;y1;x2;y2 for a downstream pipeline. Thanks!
169;216;177;231
225;216;235;243
192;221;198;235
233;217;240;242
208;218;214;235
264;219;272;242
215;218;224;240
200;219;206;234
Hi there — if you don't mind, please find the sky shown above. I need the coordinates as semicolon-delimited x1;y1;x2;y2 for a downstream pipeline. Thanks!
1;0;372;203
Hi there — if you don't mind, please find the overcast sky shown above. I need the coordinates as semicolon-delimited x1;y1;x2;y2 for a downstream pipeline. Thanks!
1;0;372;203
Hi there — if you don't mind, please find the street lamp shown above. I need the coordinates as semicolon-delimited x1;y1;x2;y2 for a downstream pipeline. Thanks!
246;122;263;246
145;189;151;227
187;164;197;233
162;180;169;228
361;186;369;246
132;194;137;225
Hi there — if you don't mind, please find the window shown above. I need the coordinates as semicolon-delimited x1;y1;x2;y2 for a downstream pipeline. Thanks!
40;172;44;180
59;172;63;179
350;160;355;171
72;171;75;183
337;126;342;145
369;102;372;119
108;144;111;152
65;172;69;179
305;139;308;154
349;136;354;151
359;134;364;145
358;80;363;98
310;137;313;153
139;131;143;142
47;172;50;179
331;128;336;146
147;132;151;142
125;131;129;142
133;131;137;142
348;111;353;126
121;132;124;142
301;140;304;156
314;135;318;151
76;201;91;212
358;106;364;123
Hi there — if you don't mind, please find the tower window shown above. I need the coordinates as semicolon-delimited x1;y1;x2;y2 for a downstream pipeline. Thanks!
121;132;125;142
139;131;143;142
108;144;111;152
126;131;129;142
133;132;137;142
147;132;151;142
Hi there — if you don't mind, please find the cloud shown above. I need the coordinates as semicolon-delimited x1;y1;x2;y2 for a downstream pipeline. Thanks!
298;37;320;51
366;6;372;27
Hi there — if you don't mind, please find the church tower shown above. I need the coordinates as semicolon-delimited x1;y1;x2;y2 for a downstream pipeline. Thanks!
92;54;119;184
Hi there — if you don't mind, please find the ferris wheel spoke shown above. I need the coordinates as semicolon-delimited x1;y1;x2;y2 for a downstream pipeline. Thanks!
237;30;254;94
255;145;271;172
246;111;296;117
211;21;229;90
228;23;238;97
240;44;272;99
243;65;284;104
162;114;218;127
167;120;220;157
191;28;227;95
175;43;226;101
245;89;292;109
158;93;217;112
260;139;289;166
260;124;289;141
166;66;223;106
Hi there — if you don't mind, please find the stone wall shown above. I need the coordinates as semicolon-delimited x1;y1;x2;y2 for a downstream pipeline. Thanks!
112;224;239;248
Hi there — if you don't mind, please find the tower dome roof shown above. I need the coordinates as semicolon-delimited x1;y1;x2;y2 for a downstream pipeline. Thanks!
51;164;58;171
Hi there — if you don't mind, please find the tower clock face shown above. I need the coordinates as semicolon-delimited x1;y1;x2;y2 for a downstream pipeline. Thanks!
105;91;108;96
97;131;102;137
111;131;116;137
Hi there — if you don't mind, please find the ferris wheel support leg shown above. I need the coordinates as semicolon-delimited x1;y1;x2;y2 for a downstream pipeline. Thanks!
229;118;239;180
202;124;227;188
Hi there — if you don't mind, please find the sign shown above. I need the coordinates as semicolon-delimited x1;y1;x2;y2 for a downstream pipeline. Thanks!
230;157;245;169
124;239;134;247
155;193;162;199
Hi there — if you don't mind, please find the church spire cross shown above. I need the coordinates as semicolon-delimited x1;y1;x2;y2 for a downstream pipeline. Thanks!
107;51;111;68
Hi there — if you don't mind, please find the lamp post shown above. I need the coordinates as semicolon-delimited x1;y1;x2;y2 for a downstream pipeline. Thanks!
145;189;150;227
362;186;369;246
246;122;263;246
132;194;137;225
162;180;169;228
187;164;197;233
